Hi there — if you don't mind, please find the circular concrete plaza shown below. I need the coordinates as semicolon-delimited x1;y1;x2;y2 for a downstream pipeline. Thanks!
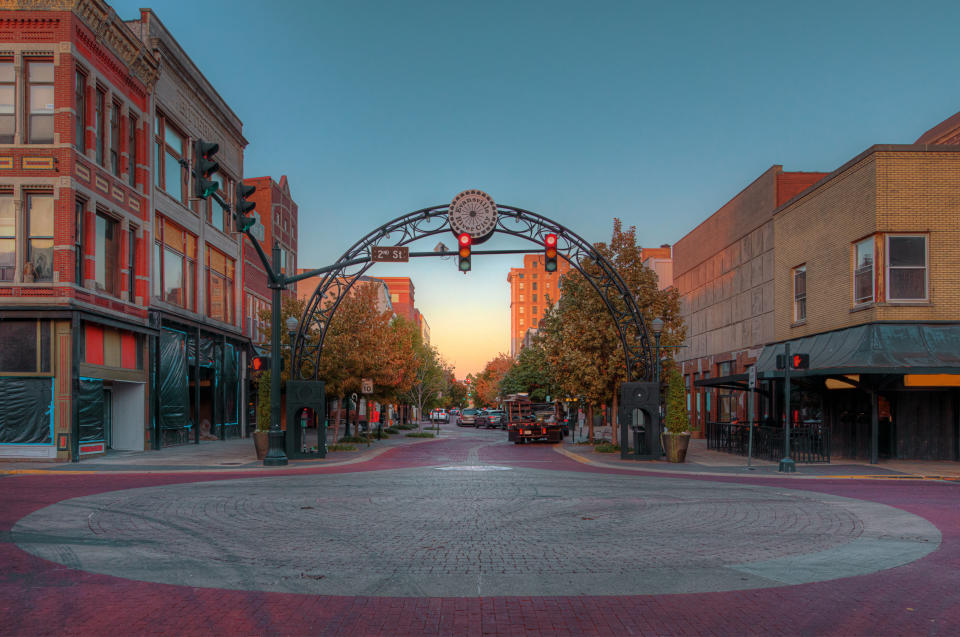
12;467;939;597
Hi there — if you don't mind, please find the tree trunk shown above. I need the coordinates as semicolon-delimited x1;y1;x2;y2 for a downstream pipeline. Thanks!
612;391;619;446
334;400;343;443
588;404;595;443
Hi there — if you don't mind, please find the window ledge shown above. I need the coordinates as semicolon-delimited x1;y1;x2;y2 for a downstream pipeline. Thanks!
790;320;807;328
850;303;874;314
878;300;932;306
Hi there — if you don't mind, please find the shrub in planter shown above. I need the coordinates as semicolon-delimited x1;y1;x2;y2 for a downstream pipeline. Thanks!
661;364;691;462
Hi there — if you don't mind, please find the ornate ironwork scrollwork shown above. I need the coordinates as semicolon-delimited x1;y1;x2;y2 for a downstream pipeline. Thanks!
292;204;653;382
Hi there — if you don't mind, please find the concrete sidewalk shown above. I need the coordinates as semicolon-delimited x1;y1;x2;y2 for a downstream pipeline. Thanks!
559;436;960;480
0;422;445;474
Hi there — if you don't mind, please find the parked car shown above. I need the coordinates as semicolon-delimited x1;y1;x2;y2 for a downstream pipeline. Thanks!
474;409;488;428
429;408;448;423
483;409;507;429
459;408;480;426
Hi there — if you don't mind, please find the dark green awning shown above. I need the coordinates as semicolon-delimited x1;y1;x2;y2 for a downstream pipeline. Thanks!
756;323;960;377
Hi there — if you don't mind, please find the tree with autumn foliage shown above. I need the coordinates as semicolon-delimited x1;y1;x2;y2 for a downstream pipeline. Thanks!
472;354;514;407
258;282;419;440
538;219;685;441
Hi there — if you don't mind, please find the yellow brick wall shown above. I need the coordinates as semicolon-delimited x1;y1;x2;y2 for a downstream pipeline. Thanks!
876;151;960;322
774;150;960;340
774;155;877;339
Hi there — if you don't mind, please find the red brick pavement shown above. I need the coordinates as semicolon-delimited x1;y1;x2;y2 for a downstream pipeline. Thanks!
1;438;958;636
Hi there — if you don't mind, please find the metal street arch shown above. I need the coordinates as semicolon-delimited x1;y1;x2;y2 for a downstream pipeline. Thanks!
293;197;652;382
288;191;661;461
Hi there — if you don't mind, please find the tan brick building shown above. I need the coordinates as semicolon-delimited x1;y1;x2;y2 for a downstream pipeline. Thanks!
675;111;960;463
767;144;960;460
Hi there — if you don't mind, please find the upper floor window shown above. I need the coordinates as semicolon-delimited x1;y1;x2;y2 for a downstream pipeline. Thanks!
793;264;806;323
127;114;137;187
127;225;137;299
887;235;927;302
0;194;14;281
94;212;119;296
110;100;121;176
0;61;13;144
853;238;874;305
26;193;54;281
533;282;538;290
153;215;196;310
206;247;235;324
74;69;86;152
95;87;105;164
155;115;185;203
27;61;54;144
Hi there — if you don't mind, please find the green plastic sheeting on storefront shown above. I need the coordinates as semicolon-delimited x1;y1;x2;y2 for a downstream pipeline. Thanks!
77;378;104;443
159;329;189;431
0;377;53;444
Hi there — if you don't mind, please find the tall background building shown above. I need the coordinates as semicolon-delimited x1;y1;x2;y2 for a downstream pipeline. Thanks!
506;254;570;356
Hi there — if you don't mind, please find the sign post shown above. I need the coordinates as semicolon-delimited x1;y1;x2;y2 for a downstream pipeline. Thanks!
747;365;756;469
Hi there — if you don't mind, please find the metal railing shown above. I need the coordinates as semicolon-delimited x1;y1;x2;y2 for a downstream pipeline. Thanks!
706;421;831;463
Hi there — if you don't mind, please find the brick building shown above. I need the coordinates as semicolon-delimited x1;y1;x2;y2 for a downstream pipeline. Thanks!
642;244;673;290
675;112;960;462
0;0;158;461
124;9;249;449
378;276;415;324
242;175;297;344
674;167;827;435
506;254;571;356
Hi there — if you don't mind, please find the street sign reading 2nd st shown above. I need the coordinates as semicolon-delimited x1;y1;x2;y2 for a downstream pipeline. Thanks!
371;246;409;262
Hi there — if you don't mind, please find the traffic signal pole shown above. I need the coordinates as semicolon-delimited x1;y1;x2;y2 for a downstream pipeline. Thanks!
779;342;796;473
263;241;288;466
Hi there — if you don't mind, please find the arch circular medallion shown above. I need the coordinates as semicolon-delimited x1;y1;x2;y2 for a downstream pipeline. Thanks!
449;189;497;243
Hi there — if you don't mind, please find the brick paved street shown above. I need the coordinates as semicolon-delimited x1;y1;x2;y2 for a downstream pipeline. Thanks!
1;426;958;636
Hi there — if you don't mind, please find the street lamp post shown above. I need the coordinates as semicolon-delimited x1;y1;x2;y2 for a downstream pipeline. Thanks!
651;317;664;385
286;315;299;452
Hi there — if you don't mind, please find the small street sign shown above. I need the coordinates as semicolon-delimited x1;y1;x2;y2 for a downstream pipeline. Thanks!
748;366;756;389
371;246;409;262
361;378;374;394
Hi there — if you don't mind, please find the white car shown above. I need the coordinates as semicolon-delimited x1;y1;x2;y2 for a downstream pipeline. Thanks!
429;408;448;423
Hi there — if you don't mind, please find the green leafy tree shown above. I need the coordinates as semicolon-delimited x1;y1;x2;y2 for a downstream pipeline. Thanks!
499;338;554;401
445;374;468;408
401;340;447;431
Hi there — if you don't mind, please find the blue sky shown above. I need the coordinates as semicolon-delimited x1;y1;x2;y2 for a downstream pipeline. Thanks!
110;0;960;376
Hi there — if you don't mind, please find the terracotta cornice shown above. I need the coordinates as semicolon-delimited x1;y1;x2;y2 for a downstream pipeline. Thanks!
0;0;159;89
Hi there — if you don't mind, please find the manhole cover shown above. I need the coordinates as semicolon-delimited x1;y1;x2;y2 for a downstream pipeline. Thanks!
435;465;512;471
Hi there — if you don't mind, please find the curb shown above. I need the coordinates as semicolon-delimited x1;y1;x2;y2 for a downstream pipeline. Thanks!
553;446;960;482
0;435;442;477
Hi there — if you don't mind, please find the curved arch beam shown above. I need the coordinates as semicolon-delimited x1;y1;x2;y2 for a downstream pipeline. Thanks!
293;205;653;382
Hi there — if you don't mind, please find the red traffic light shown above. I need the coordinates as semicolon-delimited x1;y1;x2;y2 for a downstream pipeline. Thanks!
251;355;269;372
458;232;472;247
791;353;809;369
544;233;558;272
